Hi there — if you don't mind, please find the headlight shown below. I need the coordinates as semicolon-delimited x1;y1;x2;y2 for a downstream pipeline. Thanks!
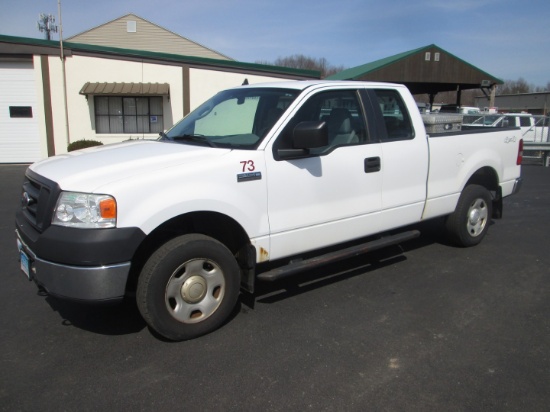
52;192;117;228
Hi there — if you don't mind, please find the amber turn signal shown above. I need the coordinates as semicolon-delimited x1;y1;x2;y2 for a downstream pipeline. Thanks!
100;198;117;219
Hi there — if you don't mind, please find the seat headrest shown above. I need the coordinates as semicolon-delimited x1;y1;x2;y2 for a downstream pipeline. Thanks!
328;108;352;134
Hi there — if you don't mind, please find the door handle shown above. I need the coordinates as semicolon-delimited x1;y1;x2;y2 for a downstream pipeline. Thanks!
364;157;381;173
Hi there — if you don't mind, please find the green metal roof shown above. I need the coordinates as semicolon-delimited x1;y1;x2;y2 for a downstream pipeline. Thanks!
326;45;427;80
0;34;320;79
326;44;502;88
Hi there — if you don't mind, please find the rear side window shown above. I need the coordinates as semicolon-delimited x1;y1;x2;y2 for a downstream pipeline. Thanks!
520;117;531;127
372;89;415;141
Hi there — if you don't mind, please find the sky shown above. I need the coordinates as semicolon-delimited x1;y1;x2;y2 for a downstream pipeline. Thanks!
1;0;549;87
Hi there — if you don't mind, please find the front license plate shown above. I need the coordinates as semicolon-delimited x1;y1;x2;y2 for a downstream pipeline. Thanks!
20;250;31;280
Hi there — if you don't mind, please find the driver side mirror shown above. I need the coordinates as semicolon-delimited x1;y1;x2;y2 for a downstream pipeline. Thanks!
277;121;328;159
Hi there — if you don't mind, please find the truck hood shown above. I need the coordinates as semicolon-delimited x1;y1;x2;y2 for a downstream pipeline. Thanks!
30;140;231;192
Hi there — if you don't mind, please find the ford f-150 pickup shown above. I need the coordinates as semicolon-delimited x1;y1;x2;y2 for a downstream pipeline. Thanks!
15;80;523;340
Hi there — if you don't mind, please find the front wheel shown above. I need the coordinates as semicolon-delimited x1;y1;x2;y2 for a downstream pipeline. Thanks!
137;234;240;341
445;184;493;247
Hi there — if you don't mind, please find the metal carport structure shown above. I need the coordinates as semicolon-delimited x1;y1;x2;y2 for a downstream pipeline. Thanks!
327;44;503;110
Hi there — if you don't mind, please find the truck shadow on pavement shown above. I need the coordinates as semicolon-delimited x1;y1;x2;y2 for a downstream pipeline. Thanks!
253;248;408;305
251;217;454;306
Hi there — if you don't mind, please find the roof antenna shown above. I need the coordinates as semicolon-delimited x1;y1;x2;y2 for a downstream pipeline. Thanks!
242;78;249;85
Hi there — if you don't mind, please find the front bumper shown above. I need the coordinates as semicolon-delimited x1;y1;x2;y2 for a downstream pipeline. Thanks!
16;229;130;302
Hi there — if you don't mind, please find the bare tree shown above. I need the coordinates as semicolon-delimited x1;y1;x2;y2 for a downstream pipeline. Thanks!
257;54;345;79
535;82;550;92
497;78;533;95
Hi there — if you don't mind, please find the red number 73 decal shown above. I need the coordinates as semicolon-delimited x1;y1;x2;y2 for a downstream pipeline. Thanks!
240;160;255;172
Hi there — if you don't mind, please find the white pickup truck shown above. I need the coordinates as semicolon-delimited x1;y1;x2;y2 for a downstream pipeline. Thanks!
16;80;523;340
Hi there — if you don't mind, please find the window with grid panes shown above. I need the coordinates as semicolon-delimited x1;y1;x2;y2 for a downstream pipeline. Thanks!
94;96;164;134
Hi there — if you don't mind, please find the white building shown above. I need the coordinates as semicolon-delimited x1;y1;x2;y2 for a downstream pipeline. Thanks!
0;14;318;163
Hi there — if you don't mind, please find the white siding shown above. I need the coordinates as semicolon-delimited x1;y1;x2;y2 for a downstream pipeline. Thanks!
0;61;42;163
68;14;231;61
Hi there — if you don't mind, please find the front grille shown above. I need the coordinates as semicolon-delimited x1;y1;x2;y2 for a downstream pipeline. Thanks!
20;170;60;233
21;178;42;225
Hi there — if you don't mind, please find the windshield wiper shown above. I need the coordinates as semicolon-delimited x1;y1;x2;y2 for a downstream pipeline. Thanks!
169;134;217;148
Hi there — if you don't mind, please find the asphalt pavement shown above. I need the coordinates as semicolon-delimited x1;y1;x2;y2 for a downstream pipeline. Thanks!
1;163;549;411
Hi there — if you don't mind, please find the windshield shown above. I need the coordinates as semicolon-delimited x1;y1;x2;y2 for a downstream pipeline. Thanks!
161;87;299;149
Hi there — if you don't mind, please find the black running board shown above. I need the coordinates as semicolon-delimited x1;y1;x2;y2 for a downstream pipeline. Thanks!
256;230;420;282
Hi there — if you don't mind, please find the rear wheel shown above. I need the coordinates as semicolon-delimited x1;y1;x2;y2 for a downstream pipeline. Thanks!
137;234;240;341
445;184;492;247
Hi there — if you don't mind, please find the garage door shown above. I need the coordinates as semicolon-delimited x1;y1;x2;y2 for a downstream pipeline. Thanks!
0;60;42;163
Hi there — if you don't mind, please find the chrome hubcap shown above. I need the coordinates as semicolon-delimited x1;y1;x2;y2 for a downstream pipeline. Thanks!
165;258;225;324
467;198;488;237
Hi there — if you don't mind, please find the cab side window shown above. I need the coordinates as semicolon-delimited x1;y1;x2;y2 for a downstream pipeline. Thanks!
372;89;415;141
275;89;368;154
503;116;517;127
520;116;532;127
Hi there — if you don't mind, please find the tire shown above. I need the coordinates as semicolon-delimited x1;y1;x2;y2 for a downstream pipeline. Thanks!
137;234;240;341
445;184;492;247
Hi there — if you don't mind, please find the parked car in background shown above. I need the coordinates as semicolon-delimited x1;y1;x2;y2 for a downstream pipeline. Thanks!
439;104;481;114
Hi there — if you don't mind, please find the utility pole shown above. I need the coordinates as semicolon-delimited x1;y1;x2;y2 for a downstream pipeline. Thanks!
58;0;70;147
37;13;58;40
